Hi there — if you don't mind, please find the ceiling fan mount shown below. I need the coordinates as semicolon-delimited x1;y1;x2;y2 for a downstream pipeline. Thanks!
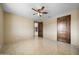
32;6;48;17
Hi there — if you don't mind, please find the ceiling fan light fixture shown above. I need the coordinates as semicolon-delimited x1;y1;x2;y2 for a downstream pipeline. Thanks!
37;13;42;16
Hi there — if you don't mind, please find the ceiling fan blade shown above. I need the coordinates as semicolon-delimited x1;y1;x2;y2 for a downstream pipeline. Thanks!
33;13;38;15
39;15;42;17
32;8;38;12
33;14;36;15
41;6;45;10
42;12;48;14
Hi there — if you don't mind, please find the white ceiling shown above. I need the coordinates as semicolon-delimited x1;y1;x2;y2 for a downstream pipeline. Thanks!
2;3;79;21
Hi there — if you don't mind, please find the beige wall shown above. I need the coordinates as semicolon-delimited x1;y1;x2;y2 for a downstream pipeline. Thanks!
4;13;34;44
43;18;57;41
0;5;4;51
43;9;79;46
77;9;79;46
70;10;78;46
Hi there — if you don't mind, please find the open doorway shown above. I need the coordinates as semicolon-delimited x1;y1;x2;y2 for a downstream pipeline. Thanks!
34;21;43;37
34;21;38;37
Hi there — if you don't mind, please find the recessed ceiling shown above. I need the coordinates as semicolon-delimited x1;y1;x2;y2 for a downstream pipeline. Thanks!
2;3;79;21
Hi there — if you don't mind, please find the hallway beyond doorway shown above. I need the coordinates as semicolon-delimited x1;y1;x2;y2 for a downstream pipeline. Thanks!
34;21;43;37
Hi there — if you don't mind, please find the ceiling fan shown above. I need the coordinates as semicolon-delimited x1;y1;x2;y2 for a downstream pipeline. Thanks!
32;6;48;17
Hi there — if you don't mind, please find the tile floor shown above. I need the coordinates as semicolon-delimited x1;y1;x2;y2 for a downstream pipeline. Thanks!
1;37;79;55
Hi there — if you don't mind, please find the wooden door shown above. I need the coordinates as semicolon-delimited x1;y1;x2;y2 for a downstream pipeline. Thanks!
38;22;43;37
57;15;71;44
